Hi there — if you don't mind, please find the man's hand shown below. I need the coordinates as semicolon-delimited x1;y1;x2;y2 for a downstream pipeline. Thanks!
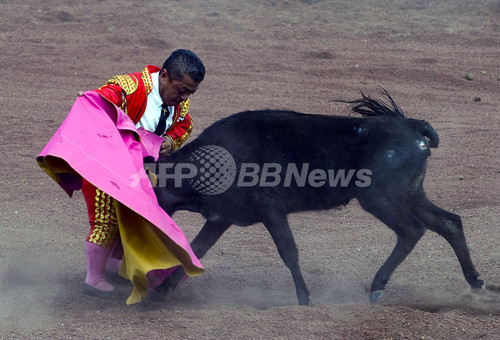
159;136;173;155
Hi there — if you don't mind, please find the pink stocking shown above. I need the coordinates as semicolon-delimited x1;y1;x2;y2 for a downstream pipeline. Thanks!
85;241;115;292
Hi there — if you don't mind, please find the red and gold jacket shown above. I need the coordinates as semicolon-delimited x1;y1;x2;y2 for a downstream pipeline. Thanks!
95;65;192;151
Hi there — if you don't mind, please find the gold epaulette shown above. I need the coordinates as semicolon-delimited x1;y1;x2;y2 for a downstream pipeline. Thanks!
106;74;139;95
103;66;153;95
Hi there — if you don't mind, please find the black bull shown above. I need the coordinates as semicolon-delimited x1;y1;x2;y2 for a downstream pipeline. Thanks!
148;91;484;305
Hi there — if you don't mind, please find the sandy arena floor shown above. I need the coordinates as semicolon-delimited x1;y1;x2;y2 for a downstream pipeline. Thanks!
1;1;499;339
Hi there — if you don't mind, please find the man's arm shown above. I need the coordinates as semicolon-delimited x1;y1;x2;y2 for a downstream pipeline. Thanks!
95;83;125;108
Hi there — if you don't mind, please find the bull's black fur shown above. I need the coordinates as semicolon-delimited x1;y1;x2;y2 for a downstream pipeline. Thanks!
151;90;483;305
336;89;439;148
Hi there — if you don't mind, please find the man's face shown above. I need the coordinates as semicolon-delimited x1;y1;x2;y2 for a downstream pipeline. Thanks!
158;69;199;106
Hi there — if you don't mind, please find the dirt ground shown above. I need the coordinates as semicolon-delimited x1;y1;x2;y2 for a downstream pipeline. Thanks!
1;0;499;339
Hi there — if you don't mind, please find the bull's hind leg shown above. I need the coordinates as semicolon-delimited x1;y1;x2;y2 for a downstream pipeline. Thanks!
408;196;484;291
357;197;427;302
152;219;231;300
263;214;310;305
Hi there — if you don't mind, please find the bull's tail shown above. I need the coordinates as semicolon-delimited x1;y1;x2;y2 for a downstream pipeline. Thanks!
337;88;439;148
336;88;406;119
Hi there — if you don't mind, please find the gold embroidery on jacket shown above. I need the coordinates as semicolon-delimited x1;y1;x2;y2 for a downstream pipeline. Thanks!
141;67;153;94
88;188;119;249
106;74;139;95
172;118;192;151
179;99;190;118
120;97;128;114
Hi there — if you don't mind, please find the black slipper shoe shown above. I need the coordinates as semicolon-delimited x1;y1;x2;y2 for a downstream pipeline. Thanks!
81;283;125;301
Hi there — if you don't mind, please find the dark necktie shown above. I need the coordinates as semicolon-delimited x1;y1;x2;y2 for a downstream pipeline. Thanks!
154;105;170;136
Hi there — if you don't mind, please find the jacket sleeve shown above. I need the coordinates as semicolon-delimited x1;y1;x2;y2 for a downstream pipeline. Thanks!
165;112;193;151
94;83;125;109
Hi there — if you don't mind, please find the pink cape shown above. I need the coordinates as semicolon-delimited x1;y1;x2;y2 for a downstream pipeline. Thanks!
37;91;203;303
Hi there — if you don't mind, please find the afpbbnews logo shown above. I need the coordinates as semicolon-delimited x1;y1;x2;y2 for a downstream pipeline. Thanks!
147;145;372;195
236;163;372;188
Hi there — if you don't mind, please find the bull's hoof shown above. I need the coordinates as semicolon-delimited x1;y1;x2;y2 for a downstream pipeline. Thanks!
298;296;311;306
306;298;316;306
471;280;486;292
369;290;384;303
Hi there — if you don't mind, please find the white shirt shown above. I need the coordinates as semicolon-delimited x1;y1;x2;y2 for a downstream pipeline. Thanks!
134;72;174;135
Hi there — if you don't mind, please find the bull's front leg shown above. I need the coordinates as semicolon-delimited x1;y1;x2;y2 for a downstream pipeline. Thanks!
263;214;311;306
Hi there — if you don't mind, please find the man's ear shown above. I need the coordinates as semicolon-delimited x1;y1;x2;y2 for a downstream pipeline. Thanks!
159;69;169;84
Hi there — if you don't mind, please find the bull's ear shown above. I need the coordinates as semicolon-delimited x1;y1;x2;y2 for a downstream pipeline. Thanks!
143;156;155;164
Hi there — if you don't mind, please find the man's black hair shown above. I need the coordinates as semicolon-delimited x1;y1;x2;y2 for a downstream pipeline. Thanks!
162;49;205;83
